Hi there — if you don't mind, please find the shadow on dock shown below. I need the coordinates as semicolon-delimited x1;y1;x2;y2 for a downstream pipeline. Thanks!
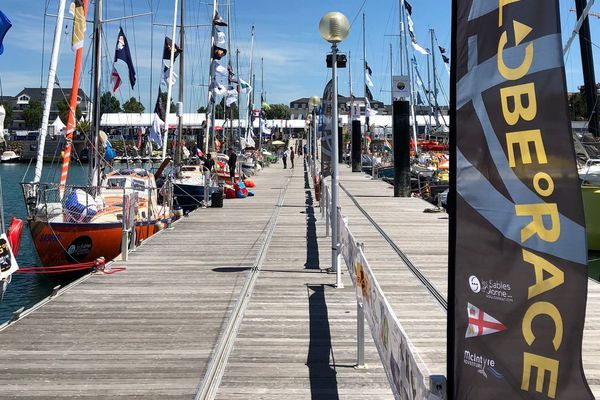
305;165;320;270
306;284;339;400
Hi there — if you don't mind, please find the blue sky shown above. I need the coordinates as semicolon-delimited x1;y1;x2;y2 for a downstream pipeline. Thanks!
0;0;598;112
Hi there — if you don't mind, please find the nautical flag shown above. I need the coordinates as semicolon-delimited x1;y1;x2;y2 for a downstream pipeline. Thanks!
438;46;446;54
365;71;374;88
465;303;507;338
226;86;238;107
238;78;252;94
365;99;378;117
213;46;227;60
403;0;412;15
110;66;122;93
227;63;236;83
114;28;136;88
161;62;178;86
69;0;86;52
215;29;226;46
0;10;12;55
162;36;182;60
211;82;227;96
212;60;227;77
441;54;450;64
417;92;424;105
149;114;163;149
365;62;373;76
412;41;429;55
365;86;374;102
213;11;227;27
154;88;165;122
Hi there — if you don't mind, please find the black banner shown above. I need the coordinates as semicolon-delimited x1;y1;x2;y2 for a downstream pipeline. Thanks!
451;1;593;399
321;79;334;178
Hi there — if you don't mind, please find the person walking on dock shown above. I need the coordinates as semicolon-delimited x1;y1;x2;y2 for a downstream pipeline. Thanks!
228;148;237;182
282;148;288;169
204;153;215;172
290;147;295;169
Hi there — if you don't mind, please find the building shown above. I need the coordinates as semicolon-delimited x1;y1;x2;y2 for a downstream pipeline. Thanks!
289;96;388;120
0;87;89;132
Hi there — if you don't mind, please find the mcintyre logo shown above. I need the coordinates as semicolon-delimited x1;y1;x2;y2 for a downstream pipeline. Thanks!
469;275;513;303
463;349;504;380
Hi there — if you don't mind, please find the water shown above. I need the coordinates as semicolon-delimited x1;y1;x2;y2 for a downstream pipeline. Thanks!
0;162;88;324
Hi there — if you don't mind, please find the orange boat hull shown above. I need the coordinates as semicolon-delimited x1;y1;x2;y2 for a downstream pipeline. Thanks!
29;219;160;267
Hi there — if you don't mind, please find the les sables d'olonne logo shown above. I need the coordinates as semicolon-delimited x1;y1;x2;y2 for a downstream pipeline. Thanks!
469;275;513;303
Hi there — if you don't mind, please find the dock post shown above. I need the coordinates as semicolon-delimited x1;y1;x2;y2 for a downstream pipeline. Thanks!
351;120;362;172
393;100;411;197
356;301;365;368
121;228;129;261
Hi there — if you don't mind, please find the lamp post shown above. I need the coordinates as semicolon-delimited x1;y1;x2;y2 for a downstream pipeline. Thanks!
309;95;321;179
320;12;349;289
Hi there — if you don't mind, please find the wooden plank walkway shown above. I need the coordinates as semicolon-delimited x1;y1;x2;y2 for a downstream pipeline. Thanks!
215;163;393;399
337;165;600;397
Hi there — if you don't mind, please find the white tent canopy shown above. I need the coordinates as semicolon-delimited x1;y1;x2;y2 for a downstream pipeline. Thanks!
52;116;66;132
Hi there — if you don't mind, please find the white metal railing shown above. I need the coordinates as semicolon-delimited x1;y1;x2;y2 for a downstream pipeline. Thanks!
319;176;446;400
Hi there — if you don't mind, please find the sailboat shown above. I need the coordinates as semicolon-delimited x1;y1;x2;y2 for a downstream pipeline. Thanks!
20;0;171;267
168;0;221;212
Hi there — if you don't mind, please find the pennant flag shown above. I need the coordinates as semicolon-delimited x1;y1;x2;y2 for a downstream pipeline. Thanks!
162;36;182;60
438;46;446;54
110;66;122;93
365;86;374;102
365;99;378;117
212;60;227;77
154;88;165;122
441;54;450;64
215;29;226;46
213;11;227;27
465;303;507;338
69;0;86;52
213;46;227;60
403;0;413;15
365;62;373;76
238;78;252;94
149;114;163;149
365;72;374;88
0;10;11;56
114;28;136;88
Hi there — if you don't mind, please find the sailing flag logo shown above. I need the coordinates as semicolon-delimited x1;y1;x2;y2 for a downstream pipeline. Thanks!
69;0;86;52
465;303;507;338
110;67;122;93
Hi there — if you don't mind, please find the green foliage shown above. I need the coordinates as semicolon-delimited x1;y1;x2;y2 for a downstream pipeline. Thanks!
213;100;239;119
57;99;82;125
568;91;591;121
122;97;145;113
23;99;43;129
265;103;290;120
197;106;207;113
100;92;122;116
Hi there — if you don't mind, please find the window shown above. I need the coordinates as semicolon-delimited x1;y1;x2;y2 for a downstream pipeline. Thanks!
17;95;30;105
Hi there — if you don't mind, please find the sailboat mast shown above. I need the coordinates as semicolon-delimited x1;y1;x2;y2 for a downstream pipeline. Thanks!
175;0;185;169
362;13;368;148
91;0;102;187
59;0;89;193
430;29;440;131
259;57;263;151
34;0;67;184
236;49;240;145
400;1;419;154
398;1;404;75
226;0;232;148
162;0;179;160
246;26;254;142
205;0;218;154
575;0;599;136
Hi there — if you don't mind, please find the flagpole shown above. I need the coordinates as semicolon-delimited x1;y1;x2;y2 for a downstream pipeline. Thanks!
226;0;232;149
246;26;254;145
400;2;419;155
236;48;241;147
34;0;67;183
430;28;440;131
399;0;404;75
205;0;218;154
162;0;179;161
175;0;185;171
259;57;263;151
362;13;368;155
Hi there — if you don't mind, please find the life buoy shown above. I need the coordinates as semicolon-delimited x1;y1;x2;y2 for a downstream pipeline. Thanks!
7;217;23;257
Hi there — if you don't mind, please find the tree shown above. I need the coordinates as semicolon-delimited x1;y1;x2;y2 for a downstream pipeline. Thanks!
197;106;207;113
213;100;239;119
57;99;82;125
100;92;122;117
0;101;13;128
123;97;145;113
265;103;290;120
23;99;43;129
